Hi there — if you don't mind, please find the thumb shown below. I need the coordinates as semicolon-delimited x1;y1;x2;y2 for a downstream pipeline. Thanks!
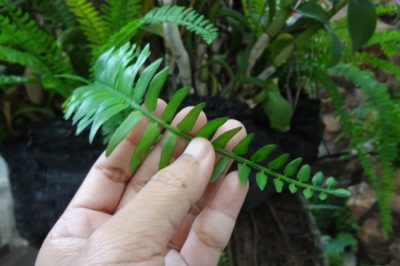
90;138;215;263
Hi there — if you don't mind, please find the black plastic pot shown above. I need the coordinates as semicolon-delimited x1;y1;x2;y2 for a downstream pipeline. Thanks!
1;95;322;247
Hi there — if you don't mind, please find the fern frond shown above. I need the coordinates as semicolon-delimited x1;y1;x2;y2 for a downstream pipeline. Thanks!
64;43;349;200
67;0;108;48
94;5;217;60
367;30;400;56
102;0;141;34
0;45;49;74
0;4;74;76
376;4;398;15
357;52;400;79
327;64;399;235
143;5;218;44
0;75;35;86
93;20;142;59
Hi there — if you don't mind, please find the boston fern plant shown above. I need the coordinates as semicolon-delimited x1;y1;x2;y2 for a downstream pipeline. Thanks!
64;42;350;200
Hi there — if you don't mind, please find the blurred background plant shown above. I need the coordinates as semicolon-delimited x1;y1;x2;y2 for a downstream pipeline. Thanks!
0;0;400;264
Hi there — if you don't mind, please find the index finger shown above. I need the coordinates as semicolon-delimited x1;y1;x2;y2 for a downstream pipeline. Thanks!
67;100;166;214
91;138;215;261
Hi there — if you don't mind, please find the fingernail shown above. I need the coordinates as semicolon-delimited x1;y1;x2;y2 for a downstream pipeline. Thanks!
184;138;209;160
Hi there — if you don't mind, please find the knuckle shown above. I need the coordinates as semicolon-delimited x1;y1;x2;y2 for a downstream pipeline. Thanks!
153;169;188;189
94;163;130;183
194;222;225;250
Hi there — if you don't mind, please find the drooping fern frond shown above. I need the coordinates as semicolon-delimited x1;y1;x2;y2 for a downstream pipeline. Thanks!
325;64;400;236
0;3;74;95
357;52;400;79
367;30;400;56
102;0;141;34
143;5;218;45
0;45;50;74
67;0;108;48
64;43;350;200
93;5;218;62
0;4;73;76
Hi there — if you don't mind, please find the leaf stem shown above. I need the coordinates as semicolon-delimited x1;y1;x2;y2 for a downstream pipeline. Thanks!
127;97;342;197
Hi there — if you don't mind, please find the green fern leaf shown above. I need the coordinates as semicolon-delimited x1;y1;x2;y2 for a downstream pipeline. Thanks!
303;188;313;199
267;153;290;170
273;178;284;193
177;102;206;132
283;158;302;176
134;59;163;103
297;165;311;182
143;5;218;44
211;157;229;182
232;133;254;155
238;163;251;185
102;0;141;34
67;0;108;47
64;43;349;201
250;144;277;162
106;111;143;156
256;172;268;190
160;133;179;169
288;183;297;194
162;87;191;122
312;172;324;186
212;127;242;149
145;67;170;112
195;117;229;139
130;122;161;171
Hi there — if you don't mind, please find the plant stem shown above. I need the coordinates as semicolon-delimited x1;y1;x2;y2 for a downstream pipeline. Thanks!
125;97;343;197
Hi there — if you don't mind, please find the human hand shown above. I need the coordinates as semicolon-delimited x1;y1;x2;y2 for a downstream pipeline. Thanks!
36;101;249;266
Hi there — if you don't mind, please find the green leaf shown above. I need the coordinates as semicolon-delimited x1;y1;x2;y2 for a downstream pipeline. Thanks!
212;127;242;149
326;176;337;188
296;2;329;24
130;122;161;171
133;58;163;104
288;183;297;194
303;188;314;199
238;163;251;185
325;25;342;66
89;103;129;142
211;157;228;182
177;102;206;132
347;0;377;51
333;188;351;198
297;165;311;182
319;193;328;200
273;178;284;193
232;133;254;155
250;144;277;162
195;117;228;139
312;171;324;186
106;111;143;156
162;87;191;122
256;172;268;190
159;133;179;169
283;158;302;176
263;82;293;132
267;153;290;170
145;67;170;112
143;5;218;44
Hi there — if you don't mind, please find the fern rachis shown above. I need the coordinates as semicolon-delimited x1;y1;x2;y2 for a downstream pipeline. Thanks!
64;43;350;199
